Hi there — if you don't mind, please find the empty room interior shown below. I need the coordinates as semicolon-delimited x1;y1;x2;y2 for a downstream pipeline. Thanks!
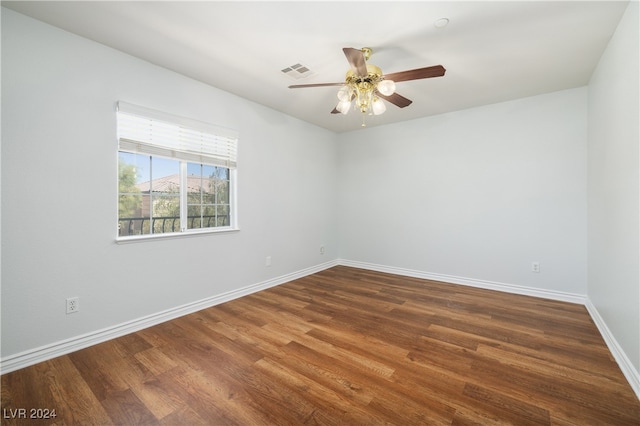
1;1;639;424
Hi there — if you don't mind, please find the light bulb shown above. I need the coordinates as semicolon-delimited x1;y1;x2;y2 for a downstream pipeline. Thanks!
372;98;386;115
337;86;352;102
377;80;396;96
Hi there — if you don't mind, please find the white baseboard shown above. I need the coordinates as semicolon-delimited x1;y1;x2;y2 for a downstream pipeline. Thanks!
0;260;339;375
338;259;587;304
585;300;640;399
338;258;640;400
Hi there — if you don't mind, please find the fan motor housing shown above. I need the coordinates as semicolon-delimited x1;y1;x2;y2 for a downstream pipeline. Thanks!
345;64;383;84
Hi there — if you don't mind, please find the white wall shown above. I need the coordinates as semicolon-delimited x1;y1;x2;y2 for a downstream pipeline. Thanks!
1;8;338;359
588;1;640;374
337;88;588;296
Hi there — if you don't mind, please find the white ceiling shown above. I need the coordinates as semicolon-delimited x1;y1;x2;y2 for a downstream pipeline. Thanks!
2;1;629;133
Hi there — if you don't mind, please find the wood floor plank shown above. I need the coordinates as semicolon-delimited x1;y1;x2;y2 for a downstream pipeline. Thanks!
128;376;185;421
33;355;111;425
133;347;179;377
100;388;159;425
475;343;632;393
271;343;376;407
254;356;389;425
461;383;551;425
2;266;639;425
152;367;248;425
68;343;133;402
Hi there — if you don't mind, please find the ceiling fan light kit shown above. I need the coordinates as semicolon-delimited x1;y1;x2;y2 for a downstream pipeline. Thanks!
377;80;396;96
289;47;446;127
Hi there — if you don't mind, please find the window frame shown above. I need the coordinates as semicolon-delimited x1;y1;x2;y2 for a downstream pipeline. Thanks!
116;102;239;242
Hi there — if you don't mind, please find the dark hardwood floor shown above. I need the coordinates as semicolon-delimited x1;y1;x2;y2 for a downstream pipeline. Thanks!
2;266;639;425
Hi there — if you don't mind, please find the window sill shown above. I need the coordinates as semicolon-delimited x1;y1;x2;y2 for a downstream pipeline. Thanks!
115;227;240;244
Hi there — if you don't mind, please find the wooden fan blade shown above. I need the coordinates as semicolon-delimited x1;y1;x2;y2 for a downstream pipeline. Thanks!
377;92;413;108
289;82;345;88
383;65;446;83
331;107;340;114
343;47;368;77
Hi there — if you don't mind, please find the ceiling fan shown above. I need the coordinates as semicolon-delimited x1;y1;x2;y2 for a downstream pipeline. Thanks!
289;47;446;126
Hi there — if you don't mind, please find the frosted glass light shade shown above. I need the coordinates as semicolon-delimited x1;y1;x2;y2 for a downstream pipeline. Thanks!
336;100;352;114
372;98;386;115
337;86;352;102
377;80;396;96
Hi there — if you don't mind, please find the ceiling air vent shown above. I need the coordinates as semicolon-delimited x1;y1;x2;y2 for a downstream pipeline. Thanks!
281;63;313;79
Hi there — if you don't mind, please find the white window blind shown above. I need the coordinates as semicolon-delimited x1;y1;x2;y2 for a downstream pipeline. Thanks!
117;101;238;168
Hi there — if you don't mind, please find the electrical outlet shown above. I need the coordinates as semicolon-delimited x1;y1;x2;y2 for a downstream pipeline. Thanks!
531;262;540;273
320;246;325;255
66;297;79;314
265;256;272;267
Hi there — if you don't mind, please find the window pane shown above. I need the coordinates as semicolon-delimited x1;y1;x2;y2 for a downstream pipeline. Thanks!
217;180;230;204
187;205;202;229
203;192;216;205
203;164;216;179
203;206;217;228
147;157;180;234
118;153;147;236
185;162;231;230
187;189;201;204
151;214;181;234
118;153;184;236
202;164;216;203
153;194;180;218
186;163;202;230
118;194;138;218
187;162;201;176
151;157;180;183
187;163;203;204
217;204;230;226
214;166;229;180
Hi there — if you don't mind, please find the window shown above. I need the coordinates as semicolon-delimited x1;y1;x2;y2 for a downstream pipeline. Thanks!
117;101;238;239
